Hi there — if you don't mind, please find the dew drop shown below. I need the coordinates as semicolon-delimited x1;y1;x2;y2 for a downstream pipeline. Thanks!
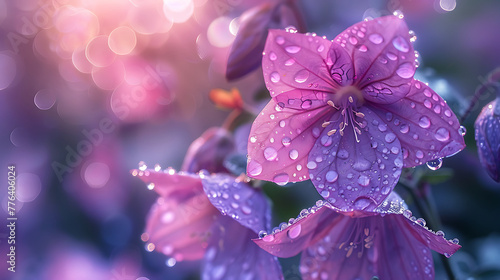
294;69;309;83
337;149;349;159
321;190;330;197
435;127;450;142
307;161;317;169
426;158;443;170
301;99;312;109
270;72;280;83
269;51;277;61
418;116;431;128
321;135;332;147
459;125;466;136
317;44;325;52
444;110;451;117
276;36;285;45
396;62;415;79
400;124;409;134
349;36;358;45
368;33;384;44
258;230;267;238
325;170;338;183
279;120;286;128
384;132;396;144
289;149;299;160
386;112;393;121
285;45;301;54
394;157;403;168
357;175;370;187
354;197;372;209
287;224;301;239
285;58;295;66
264;147;278;161
312;127;321;138
415;150;424;159
423;99;432;109
358;45;368;52
282;137;291;147
392;36;410;53
353;159;371;172
381;186;391;195
273;173;289;186
247;160;263;176
387;52;397;61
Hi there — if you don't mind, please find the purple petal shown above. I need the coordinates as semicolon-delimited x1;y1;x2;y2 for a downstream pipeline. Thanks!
334;15;416;104
475;98;500;182
202;173;271;233
308;107;403;211
263;29;338;100
143;194;218;261
253;203;341;258
203;215;283;280
181;127;235;174
247;99;330;184
300;214;437;280
367;79;465;167
132;168;203;199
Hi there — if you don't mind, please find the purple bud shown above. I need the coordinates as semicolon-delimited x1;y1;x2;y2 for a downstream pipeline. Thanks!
475;88;500;182
226;1;306;81
182;127;235;173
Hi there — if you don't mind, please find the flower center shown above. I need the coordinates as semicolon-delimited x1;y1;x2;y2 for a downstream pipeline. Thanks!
322;86;366;143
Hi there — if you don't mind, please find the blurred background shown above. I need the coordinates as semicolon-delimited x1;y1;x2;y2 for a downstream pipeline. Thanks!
1;0;500;279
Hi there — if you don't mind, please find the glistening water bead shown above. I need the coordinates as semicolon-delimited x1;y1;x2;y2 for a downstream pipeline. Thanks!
426;158;443;170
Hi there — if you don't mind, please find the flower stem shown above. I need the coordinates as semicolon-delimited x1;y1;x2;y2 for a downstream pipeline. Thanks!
460;67;500;123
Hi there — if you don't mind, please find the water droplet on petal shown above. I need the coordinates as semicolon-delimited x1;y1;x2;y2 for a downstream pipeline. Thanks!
459;125;466;136
337;149;349;159
270;72;280;83
426;158;443;170
285;58;295;66
321;135;332;147
317;44;325;52
384;132;397;144
279;120;286;128
287;224;301;239
392;36;410;52
248;160;262;176
273;173;289;186
307;161;317;169
357;175;370;187
325;170;338;183
276;36;285;45
269;51;277;61
258;230;267;238
400;124;409;134
294;69;309;83
418;116;431;128
396;62;415;78
435;127;450;142
282;137;291;147
349;36;358;45
353;159;371;171
358;45;368;52
354;197;372;209
415;150;424;159
264;147;278;161
369;33;384;44
387;52;397;60
301;99;312;109
285;45;301;54
289;149;299;160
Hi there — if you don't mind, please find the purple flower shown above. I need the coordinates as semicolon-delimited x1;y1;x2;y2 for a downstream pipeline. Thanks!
254;193;461;280
226;0;306;81
475;87;500;182
246;15;465;210
132;167;283;279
